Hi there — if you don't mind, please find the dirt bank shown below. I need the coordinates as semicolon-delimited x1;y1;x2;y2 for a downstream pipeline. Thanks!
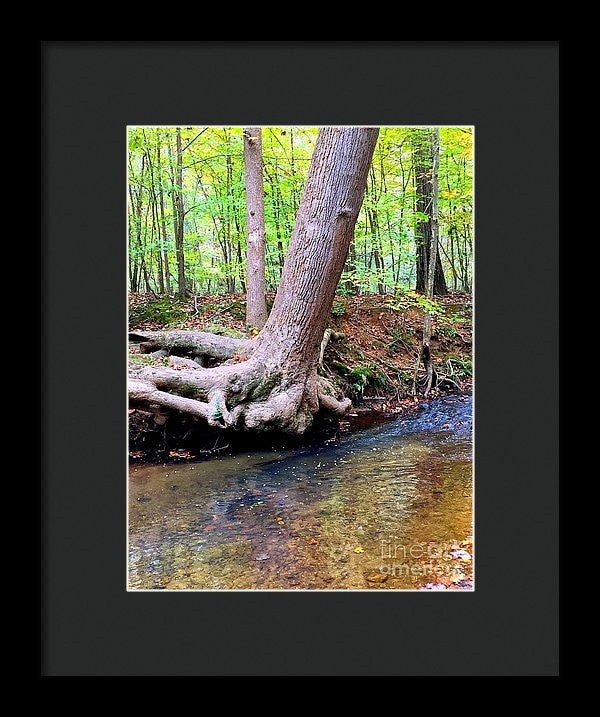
128;291;472;459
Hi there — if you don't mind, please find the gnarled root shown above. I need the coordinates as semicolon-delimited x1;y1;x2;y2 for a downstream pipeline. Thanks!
129;330;253;364
317;375;352;416
129;378;215;422
128;356;352;436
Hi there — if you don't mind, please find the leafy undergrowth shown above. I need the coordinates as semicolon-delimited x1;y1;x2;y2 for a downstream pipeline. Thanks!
327;291;472;405
129;290;472;407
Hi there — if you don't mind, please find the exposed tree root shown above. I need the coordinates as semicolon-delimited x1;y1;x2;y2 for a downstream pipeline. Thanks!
128;332;351;436
318;329;345;370
129;329;252;364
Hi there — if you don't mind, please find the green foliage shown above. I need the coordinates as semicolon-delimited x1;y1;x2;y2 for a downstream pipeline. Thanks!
445;355;472;377
129;354;163;366
128;126;473;296
204;324;244;339
347;365;375;386
416;295;444;317
435;325;458;339
387;288;445;317
345;363;387;398
331;298;347;317
436;308;470;337
331;360;350;374
129;298;188;327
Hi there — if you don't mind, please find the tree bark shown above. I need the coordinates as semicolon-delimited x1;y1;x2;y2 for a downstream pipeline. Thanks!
129;127;379;435
156;137;172;294
175;128;187;298
243;128;268;329
413;129;447;296
422;129;440;396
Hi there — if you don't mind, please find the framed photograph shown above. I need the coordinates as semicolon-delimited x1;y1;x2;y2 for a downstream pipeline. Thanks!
42;40;559;676
127;123;474;594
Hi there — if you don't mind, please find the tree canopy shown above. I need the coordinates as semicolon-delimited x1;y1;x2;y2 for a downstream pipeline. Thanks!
128;126;473;298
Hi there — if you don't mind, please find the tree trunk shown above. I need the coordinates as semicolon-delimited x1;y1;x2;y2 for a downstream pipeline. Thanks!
413;129;447;296
156;139;172;295
224;130;236;294
129;127;379;435
344;237;358;294
145;145;165;295
243;128;268;329
421;129;440;396
175;128;187;298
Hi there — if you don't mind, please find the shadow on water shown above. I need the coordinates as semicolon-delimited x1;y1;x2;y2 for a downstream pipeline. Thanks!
128;394;473;590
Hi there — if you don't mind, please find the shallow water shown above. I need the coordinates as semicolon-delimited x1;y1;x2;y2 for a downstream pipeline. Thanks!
128;394;473;590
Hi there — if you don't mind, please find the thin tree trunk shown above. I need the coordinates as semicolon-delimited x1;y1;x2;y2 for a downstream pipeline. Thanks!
344;237;358;294
243;128;268;329
266;163;285;276
422;128;441;396
146;145;165;295
156;138;172;294
414;129;447;296
224;130;236;293
175;128;187;298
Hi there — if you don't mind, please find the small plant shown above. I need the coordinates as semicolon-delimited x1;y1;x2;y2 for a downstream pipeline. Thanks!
331;298;347;317
331;361;350;374
347;365;374;385
345;363;387;398
436;325;458;339
387;288;445;318
416;295;444;317
447;357;472;377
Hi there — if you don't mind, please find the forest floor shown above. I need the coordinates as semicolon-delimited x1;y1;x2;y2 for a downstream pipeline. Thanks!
129;291;472;441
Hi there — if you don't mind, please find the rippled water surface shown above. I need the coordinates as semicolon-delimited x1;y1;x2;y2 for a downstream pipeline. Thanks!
128;394;473;590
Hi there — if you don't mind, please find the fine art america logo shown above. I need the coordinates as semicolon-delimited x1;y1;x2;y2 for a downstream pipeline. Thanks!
379;537;472;578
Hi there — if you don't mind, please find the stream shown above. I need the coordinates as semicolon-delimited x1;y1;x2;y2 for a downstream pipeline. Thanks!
128;394;473;590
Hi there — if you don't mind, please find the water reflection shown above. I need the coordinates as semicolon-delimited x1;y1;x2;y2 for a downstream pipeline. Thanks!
128;394;473;590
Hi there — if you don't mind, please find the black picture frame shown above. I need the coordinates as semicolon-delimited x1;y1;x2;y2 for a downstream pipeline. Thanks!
42;40;559;676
